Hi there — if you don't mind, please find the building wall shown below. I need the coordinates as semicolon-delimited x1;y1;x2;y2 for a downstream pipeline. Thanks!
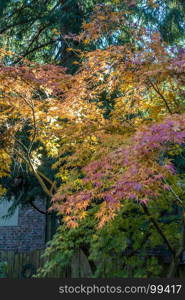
0;198;46;252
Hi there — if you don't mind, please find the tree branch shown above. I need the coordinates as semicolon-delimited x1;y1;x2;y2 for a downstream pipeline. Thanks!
30;199;52;215
37;171;57;193
148;78;173;114
13;40;57;64
13;148;52;198
141;203;175;257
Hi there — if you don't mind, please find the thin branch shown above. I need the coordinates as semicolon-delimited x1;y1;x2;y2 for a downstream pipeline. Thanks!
13;148;52;198
124;232;151;257
0;18;39;34
26;24;49;53
0;0;56;34
28;99;37;154
37;171;57;193
37;171;54;186
141;203;175;257
30;200;52;215
162;178;185;209
15;93;37;154
148;78;173;114
14;137;29;154
50;181;57;194
14;40;57;64
27;155;53;197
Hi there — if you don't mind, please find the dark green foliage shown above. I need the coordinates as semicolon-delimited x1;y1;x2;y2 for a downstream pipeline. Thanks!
36;191;184;278
1;0;184;68
0;0;10;17
0;0;96;68
139;0;185;44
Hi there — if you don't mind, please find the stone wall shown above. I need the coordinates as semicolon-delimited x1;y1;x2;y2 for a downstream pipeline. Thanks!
0;199;46;252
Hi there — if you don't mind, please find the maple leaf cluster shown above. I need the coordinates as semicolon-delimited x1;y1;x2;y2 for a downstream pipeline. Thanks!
0;2;185;228
52;115;185;228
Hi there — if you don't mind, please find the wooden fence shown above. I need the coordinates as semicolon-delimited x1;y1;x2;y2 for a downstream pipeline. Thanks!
2;249;185;278
0;248;93;278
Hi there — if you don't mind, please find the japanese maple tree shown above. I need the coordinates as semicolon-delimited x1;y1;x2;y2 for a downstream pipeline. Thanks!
0;0;185;278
